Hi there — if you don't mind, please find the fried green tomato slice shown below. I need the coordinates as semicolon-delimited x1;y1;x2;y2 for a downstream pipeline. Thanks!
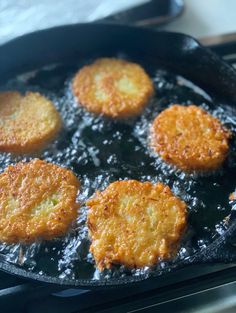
0;159;80;243
150;105;231;172
87;180;187;271
0;91;62;153
72;58;154;119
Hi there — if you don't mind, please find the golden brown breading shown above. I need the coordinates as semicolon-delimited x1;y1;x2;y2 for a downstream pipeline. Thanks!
87;180;187;271
72;58;154;119
0;91;62;153
150;105;231;172
0;159;80;243
229;192;236;201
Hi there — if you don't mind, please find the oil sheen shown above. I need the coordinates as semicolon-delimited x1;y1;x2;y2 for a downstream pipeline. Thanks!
0;57;236;282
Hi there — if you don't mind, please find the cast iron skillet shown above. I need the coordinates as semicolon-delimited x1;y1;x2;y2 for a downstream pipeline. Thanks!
1;23;236;288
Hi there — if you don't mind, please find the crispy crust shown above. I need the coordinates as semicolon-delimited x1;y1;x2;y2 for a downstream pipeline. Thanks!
229;192;236;201
87;180;187;271
0;159;80;243
0;91;62;153
150;105;231;172
72;58;154;118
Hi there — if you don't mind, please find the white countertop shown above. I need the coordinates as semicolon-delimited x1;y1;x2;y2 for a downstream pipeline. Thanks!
161;0;236;39
0;0;236;44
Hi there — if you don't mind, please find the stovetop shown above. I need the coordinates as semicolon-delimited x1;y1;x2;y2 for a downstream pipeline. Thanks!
1;38;236;313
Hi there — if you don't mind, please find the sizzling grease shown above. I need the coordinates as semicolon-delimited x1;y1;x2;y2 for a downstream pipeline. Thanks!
0;59;235;281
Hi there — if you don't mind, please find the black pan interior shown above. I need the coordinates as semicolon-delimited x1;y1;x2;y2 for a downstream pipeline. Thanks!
1;24;236;287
